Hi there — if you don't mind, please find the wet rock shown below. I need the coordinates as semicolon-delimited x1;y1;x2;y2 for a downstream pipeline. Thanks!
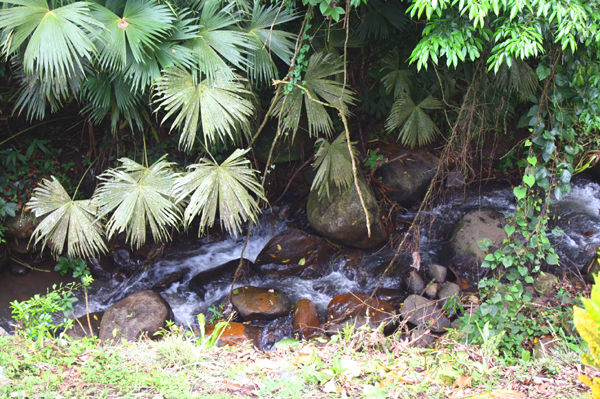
9;260;29;275
112;248;132;269
204;322;261;347
443;209;506;274
189;259;257;300
255;229;336;279
424;283;441;299
8;237;32;254
5;211;37;239
260;316;294;350
88;256;114;280
428;264;447;284
376;149;440;208
326;293;395;325
64;312;104;339
0;326;8;337
99;290;173;342
438;282;461;311
152;269;189;292
232;286;292;321
293;299;320;339
405;270;425;294
399;295;450;332
254;125;314;164
307;174;387;249
376;288;405;309
334;250;370;285
533;272;557;296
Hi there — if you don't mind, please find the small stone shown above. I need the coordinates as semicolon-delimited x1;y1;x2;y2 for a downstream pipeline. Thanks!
0;327;9;337
203;322;261;347
428;265;448;284
410;327;436;348
327;293;395;325
533;336;561;359
438;282;461;311
292;299;320;339
232;286;292;321
64;312;104;339
533;272;558;296
424;283;440;299
406;270;425;294
399;295;450;332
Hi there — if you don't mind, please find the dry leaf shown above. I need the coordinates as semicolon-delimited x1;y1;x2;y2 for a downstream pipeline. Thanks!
454;375;473;389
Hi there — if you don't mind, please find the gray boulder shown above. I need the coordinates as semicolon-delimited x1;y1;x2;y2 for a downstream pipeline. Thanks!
438;282;461;311
5;211;37;239
428;264;447;283
443;208;506;273
399;295;450;332
377;149;440;208
307;174;387;249
533;272;558;296
99;290;173;342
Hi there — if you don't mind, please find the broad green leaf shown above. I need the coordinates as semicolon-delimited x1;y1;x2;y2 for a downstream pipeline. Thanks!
27;177;107;259
94;156;181;249
174;149;266;237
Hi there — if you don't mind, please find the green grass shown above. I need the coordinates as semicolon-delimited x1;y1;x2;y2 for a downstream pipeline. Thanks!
0;323;593;399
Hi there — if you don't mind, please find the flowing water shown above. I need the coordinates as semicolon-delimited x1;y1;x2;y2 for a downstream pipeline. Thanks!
1;177;599;332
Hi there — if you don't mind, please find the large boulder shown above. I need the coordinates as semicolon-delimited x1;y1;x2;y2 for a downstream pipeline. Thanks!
255;229;337;278
5;211;37;239
443;208;507;274
231;286;292;321
376;149;440;208
99;290;173;342
64;312;104;339
326;293;395;325
188;259;257;300
307;174;387;249
399;295;450;332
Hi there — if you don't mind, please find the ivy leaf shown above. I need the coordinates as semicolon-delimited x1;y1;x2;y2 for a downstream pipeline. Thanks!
546;253;559;265
526;157;537;166
513;186;527;200
523;174;536;188
477;238;493;251
505;225;515;236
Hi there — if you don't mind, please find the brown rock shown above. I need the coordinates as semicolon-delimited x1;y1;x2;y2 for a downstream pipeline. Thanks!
375;288;405;308
203;322;261;347
232;286;292;321
5;211;38;239
255;229;336;278
64;312;104;339
99;290;173;342
326;293;395;324
293;299;320;339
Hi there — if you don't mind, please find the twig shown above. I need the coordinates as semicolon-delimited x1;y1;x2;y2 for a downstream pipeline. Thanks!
9;257;48;272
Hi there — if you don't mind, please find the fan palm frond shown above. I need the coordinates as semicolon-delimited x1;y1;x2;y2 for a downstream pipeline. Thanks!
27;177;107;260
94;156;181;249
274;52;356;138
380;51;414;99
354;0;408;40
493;58;538;101
153;66;254;152
0;0;100;81
92;0;175;71
386;93;443;148
174;149;266;237
243;2;298;84
81;73;146;132
183;0;251;80
311;133;357;199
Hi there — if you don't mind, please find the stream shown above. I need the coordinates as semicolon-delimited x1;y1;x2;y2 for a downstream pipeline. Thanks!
1;177;599;332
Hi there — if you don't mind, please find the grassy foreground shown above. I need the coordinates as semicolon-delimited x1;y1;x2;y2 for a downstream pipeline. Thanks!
0;323;594;399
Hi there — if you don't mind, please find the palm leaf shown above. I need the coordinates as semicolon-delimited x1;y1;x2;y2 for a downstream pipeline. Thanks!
386;93;443;148
354;0;408;40
380;51;413;99
94;156;181;249
174;149;266;237
274;52;356;138
494;58;538;101
0;0;100;81
153;66;254;152
183;0;251;80
243;2;298;84
27;177;107;260
92;0;175;71
311;133;357;199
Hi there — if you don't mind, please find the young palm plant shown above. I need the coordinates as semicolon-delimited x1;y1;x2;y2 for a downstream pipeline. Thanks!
385;93;444;148
311;133;357;199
